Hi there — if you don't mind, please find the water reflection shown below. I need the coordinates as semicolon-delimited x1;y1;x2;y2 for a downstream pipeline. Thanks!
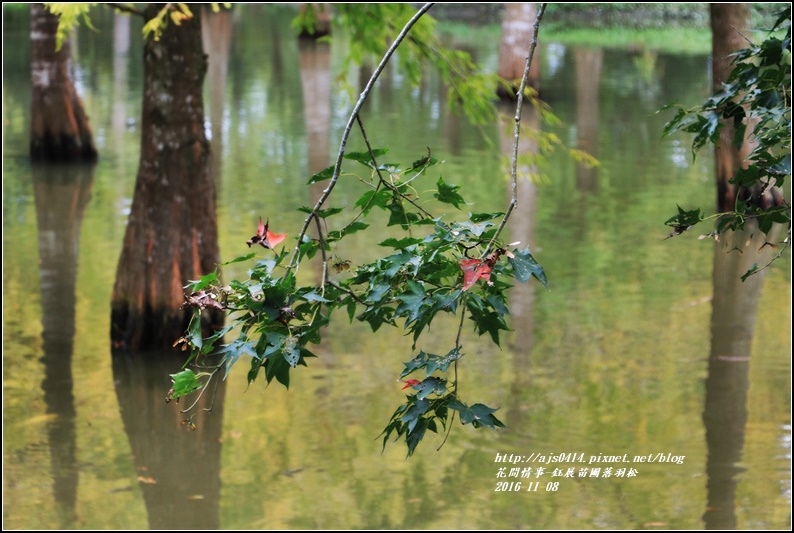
703;223;780;529
202;5;234;184
501;99;540;428
574;47;603;193
3;4;791;529
33;162;95;528
111;350;226;529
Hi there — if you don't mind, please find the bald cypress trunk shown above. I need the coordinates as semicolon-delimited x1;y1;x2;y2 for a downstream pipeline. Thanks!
111;4;223;351
29;3;97;161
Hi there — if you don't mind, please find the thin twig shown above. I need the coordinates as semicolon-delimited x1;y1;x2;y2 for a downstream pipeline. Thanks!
180;368;217;413
284;3;436;278
105;3;146;17
484;3;547;258
327;280;367;305
356;115;435;218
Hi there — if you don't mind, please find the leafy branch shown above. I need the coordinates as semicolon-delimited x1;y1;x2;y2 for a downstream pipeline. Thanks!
172;3;550;457
661;8;791;277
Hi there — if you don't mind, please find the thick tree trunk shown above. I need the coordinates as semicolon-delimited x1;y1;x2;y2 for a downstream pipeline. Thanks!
29;3;97;161
111;5;223;350
497;3;540;98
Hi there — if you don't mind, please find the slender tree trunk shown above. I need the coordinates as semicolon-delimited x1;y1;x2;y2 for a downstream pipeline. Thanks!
709;3;786;213
111;4;223;351
710;4;749;212
29;3;97;161
497;3;540;98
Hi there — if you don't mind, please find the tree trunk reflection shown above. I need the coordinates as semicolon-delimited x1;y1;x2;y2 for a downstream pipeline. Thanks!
702;223;777;529
33;162;95;527
112;350;226;529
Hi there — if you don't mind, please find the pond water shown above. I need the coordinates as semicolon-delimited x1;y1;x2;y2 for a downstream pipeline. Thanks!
3;5;791;530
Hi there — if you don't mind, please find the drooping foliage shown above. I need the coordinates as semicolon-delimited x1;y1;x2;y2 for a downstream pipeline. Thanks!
170;3;551;456
662;9;791;278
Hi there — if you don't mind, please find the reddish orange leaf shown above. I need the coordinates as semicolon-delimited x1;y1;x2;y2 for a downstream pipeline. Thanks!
401;379;421;390
247;217;287;250
459;258;493;291
265;228;287;248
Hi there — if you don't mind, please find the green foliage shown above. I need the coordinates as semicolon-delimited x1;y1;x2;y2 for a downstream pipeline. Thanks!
44;2;232;48
44;3;97;51
661;9;791;275
177;148;547;456
296;4;504;125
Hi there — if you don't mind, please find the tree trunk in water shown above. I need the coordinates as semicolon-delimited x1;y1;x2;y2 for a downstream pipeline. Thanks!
29;3;97;162
497;3;540;98
111;5;223;351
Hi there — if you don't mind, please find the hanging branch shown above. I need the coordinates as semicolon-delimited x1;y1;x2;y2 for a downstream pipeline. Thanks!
483;2;547;258
284;3;436;278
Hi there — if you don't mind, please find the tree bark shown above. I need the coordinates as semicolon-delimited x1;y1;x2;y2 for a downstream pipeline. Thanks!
111;4;223;351
29;3;97;161
497;3;540;98
709;2;783;215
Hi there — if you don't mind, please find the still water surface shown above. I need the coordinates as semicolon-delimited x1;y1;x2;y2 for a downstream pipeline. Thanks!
3;5;791;530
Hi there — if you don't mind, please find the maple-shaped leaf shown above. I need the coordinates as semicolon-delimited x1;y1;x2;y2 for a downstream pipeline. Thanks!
247;217;287;250
459;258;493;291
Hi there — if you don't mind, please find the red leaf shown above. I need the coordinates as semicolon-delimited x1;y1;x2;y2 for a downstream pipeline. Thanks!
247;217;287;250
459;258;492;291
401;379;421;390
264;228;287;248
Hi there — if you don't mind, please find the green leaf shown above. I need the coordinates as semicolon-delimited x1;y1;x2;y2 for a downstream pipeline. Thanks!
413;377;448;400
297;206;345;219
355;188;393;214
400;349;462;379
307;165;335;184
169;369;202;400
186;271;218;292
400;397;431;433
222;252;256;266
467;296;509;346
344;148;389;167
395;281;427;324
379;237;424;249
469;212;504;222
434;176;466;208
448;400;506;429
508;248;548;289
327;222;369;241
217;337;258;379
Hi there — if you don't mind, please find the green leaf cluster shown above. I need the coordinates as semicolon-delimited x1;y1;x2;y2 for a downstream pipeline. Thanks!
661;9;791;273
176;148;547;456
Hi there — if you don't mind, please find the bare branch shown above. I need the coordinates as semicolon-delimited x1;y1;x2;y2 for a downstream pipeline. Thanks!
105;3;146;17
484;3;547;257
284;3;435;278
